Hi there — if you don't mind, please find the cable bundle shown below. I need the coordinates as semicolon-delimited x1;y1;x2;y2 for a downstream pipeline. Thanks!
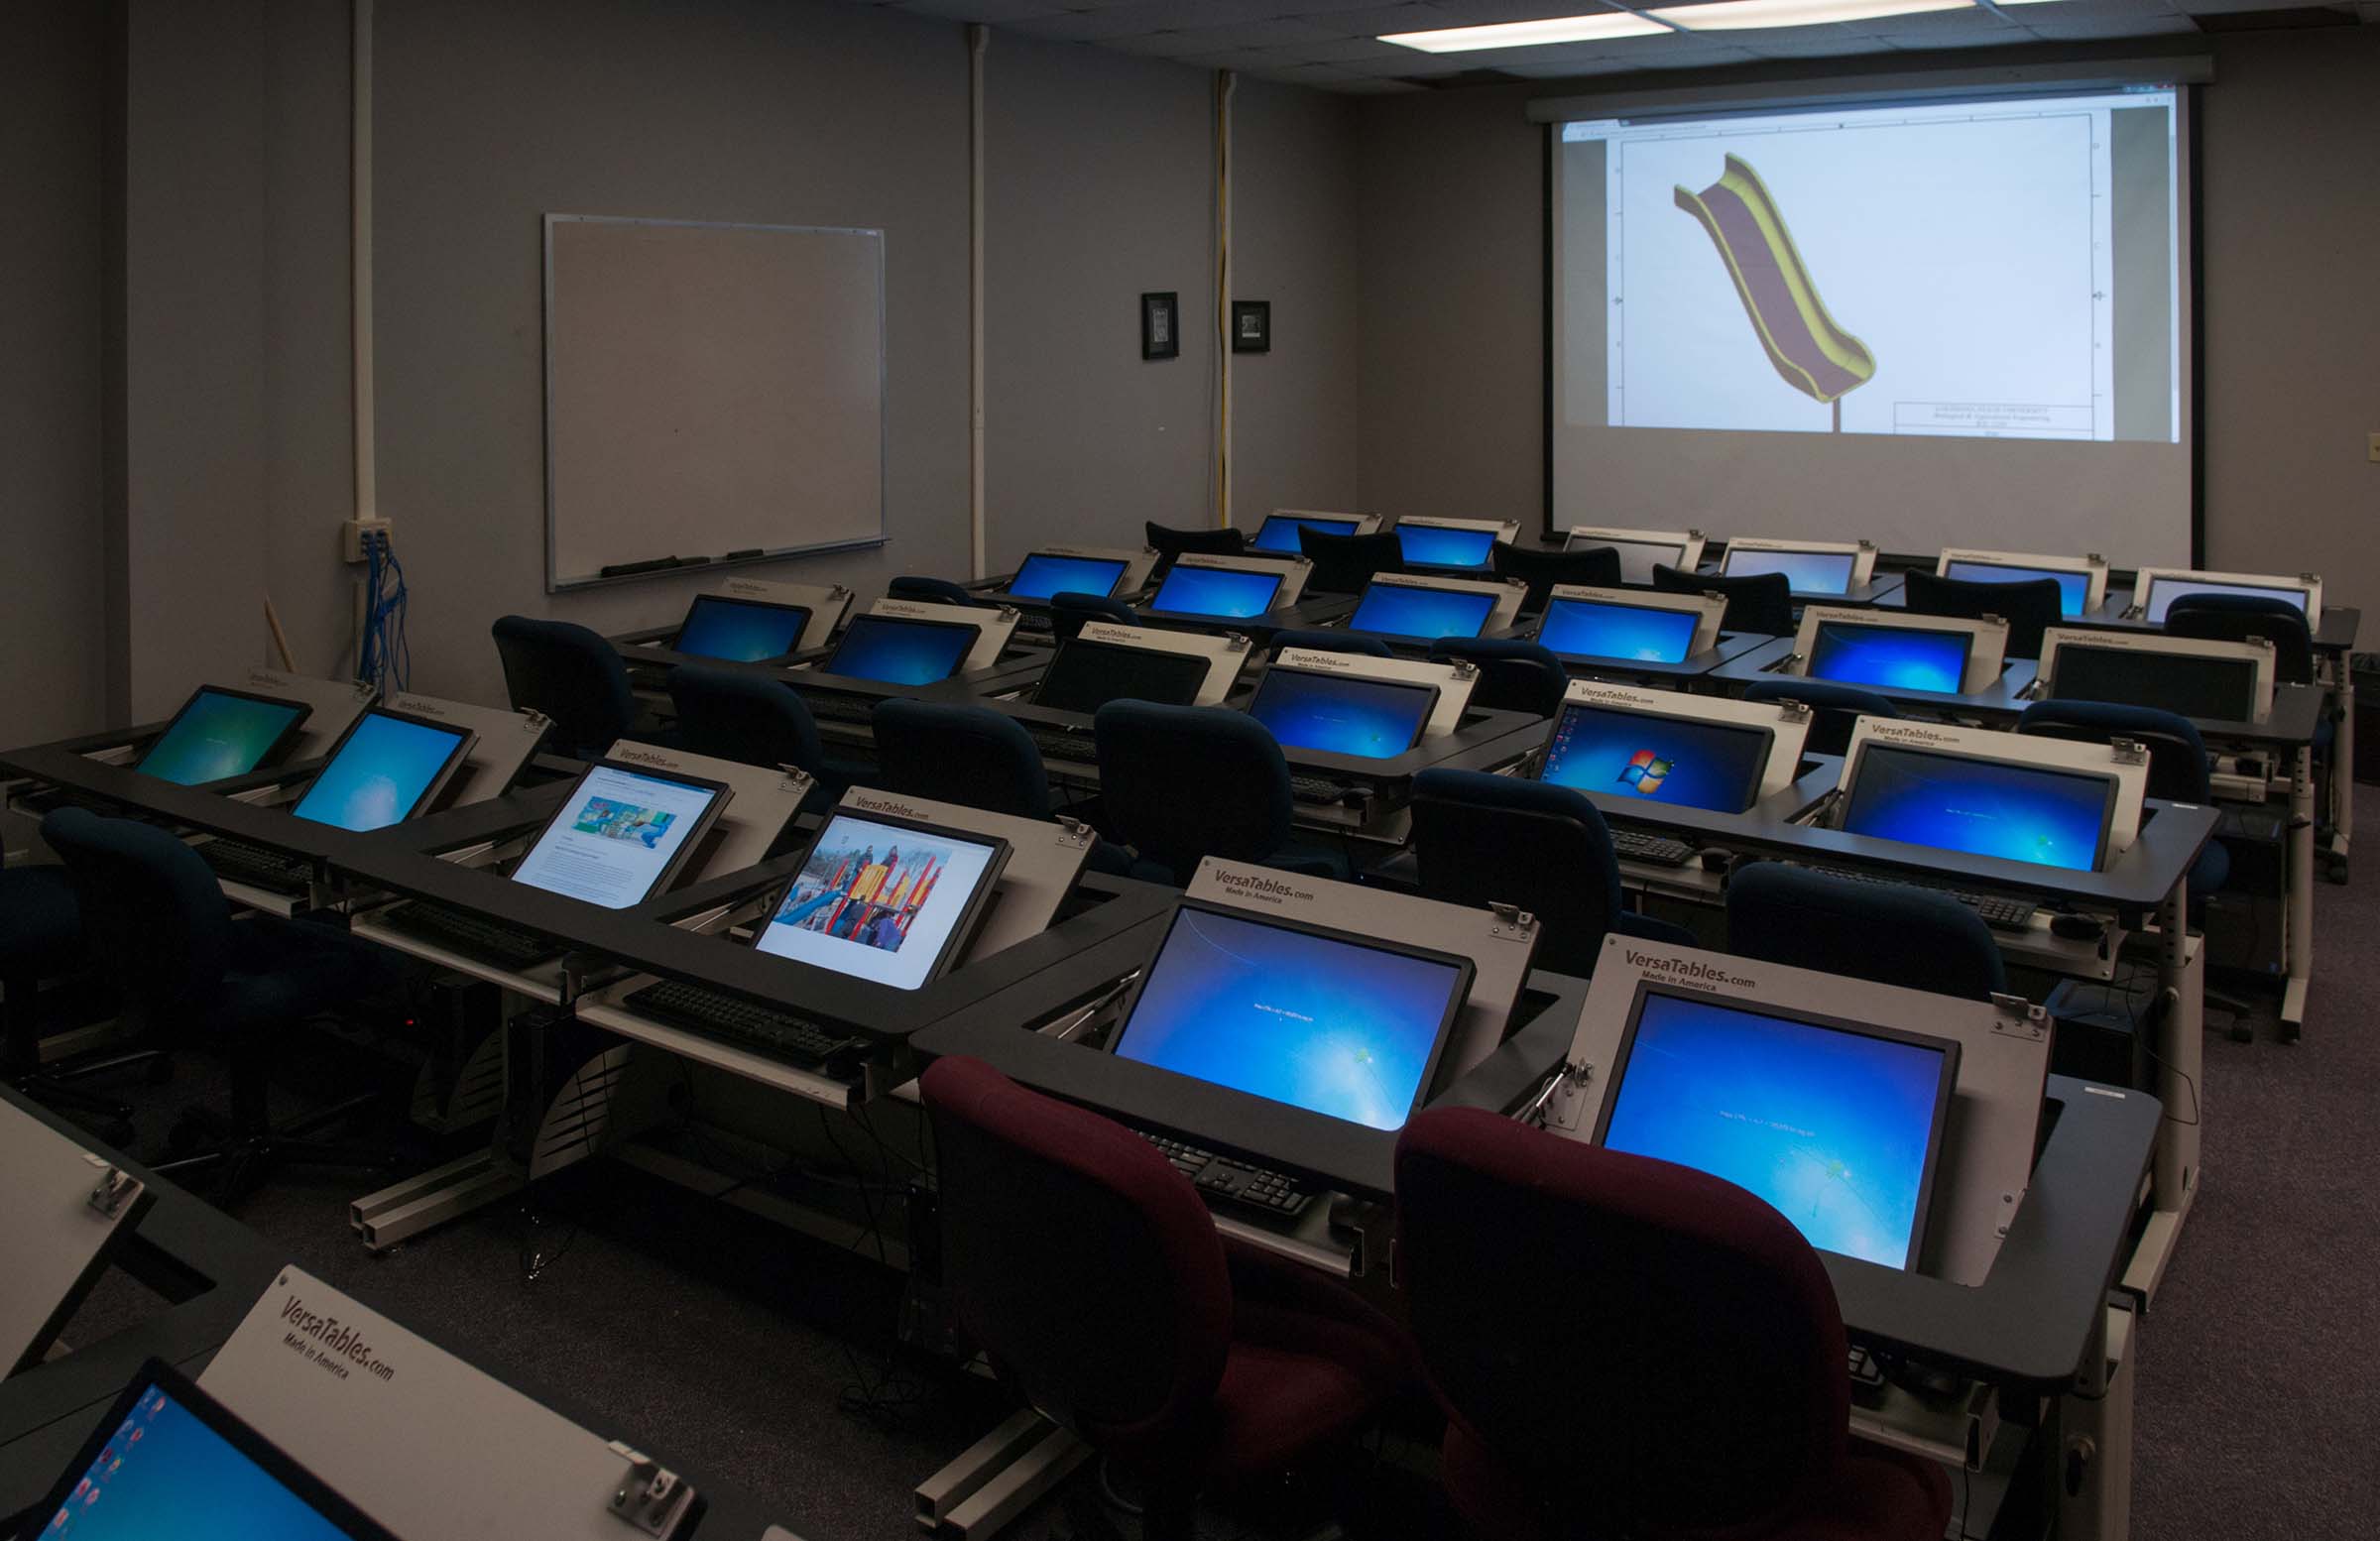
356;531;412;692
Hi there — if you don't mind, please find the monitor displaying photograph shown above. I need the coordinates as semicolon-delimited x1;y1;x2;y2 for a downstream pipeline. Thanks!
821;615;979;684
1251;512;1367;554
510;759;730;908
1807;621;1972;694
1346;583;1498;643
1723;547;1856;593
134;687;312;787
1595;987;1958;1270
1539;703;1772;814
1537;597;1701;663
1571;534;1688;587
2048;645;2261;722
1113;902;1472;1131
1030;640;1212;714
1841;744;2115;872
2141;575;2310;624
1146;564;1285;619
1942;560;2091;618
1394;524;1498;569
289;708;473;832
1248;669;1437;760
672;594;813;662
753;811;1009;990
1008;553;1131;602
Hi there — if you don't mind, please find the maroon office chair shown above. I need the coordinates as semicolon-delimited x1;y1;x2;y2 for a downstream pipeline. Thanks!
1395;1108;1951;1541
921;1056;1410;1540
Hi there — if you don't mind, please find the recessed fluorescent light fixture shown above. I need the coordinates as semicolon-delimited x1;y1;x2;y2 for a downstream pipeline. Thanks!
1380;10;1673;51
1651;0;1969;28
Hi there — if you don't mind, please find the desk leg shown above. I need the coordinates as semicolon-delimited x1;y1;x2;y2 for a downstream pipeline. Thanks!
2282;745;2315;1043
2057;1302;2135;1541
2329;659;2353;873
2123;888;2200;1303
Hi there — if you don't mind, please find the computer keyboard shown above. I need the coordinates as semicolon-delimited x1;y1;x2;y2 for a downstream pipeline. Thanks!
1134;1129;1313;1218
1609;830;1695;868
1805;865;2037;932
377;903;563;967
622;979;869;1072
1026;728;1097;765
1290;775;1356;805
799;692;877;725
199;837;314;892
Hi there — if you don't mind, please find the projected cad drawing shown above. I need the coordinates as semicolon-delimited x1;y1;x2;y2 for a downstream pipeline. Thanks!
1674;156;1876;428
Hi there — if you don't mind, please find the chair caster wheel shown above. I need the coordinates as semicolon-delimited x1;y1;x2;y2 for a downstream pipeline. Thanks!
2324;855;2349;885
2227;1022;2254;1044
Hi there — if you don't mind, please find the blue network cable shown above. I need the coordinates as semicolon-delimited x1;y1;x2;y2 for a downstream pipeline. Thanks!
356;531;411;693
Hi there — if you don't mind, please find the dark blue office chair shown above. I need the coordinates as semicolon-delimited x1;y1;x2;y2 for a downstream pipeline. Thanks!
1742;678;1898;761
1298;529;1404;597
1048;591;1136;642
1429;639;1567;720
2161;594;2316;686
1652;563;1795;638
1490;541;1619;613
492;616;637;761
888;575;984;609
1264;629;1393;660
1144;522;1246;579
1726;861;2004;1001
1901;570;2064;661
2017;700;2229;898
873;700;1055;820
41;808;405;1197
1;866;152;1140
665;664;858;812
1409;770;1694;977
1093;702;1350;885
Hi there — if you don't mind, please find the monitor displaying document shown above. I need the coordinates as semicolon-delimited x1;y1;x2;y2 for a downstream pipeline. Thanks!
672;593;813;662
1841;744;2115;872
1114;902;1471;1131
1807;620;1972;694
1008;552;1130;602
1394;524;1497;569
510;759;730;908
1346;583;1498;644
821;615;979;684
289;708;472;832
2048;645;2261;721
134;687;312;787
1248;668;1437;760
1538;702;1771;814
1030;639;1211;714
1595;988;1957;1270
1723;546;1856;593
1941;560;2091;617
1537;596;1701;663
2140;574;2311;624
1568;533;1690;587
753;810;1009;991
1146;564;1285;619
1252;512;1367;554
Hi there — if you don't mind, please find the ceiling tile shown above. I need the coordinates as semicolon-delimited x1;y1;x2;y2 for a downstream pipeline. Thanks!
1737;30;1908;50
1173;45;1305;62
999;8;1173;37
1080;0;1292;28
1283;34;1420;57
1338;48;1485;68
1499;49;1668;70
1102;28;1236;50
2020;10;2200;33
1306;2;1471;35
899;0;1069;17
1328;74;1433;88
1163;16;1354;44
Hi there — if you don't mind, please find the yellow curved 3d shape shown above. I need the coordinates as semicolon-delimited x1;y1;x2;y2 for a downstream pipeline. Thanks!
1675;156;1875;418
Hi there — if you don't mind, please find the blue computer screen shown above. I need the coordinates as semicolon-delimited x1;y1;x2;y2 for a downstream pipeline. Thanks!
1598;990;1952;1269
1148;564;1284;619
1346;584;1497;642
673;595;811;662
1841;744;2114;872
41;1379;366;1541
1808;622;1971;694
1249;669;1435;760
291;712;468;831
136;690;308;786
1394;525;1497;569
2141;576;2309;624
1724;547;1856;594
1116;906;1464;1130
1538;703;1770;813
1942;561;2090;617
1251;513;1364;554
1537;598;1701;663
822;616;977;684
1008;553;1130;602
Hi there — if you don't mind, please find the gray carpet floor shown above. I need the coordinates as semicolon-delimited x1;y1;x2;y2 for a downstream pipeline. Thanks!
51;788;2380;1539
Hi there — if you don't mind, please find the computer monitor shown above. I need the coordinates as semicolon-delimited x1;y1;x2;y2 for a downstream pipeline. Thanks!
1723;546;1856;593
1593;987;1958;1270
1394;524;1497;569
1146;563;1285;619
2140;574;2311;625
1345;583;1498;643
1247;668;1438;760
1030;639;1212;714
821;614;980;684
2048;645;2262;722
1112;901;1472;1131
671;593;813;662
1568;533;1691;587
1537;597;1701;663
1251;512;1367;554
1807;620;1972;694
134;686;313;787
27;1360;401;1541
752;810;1011;991
288;708;473;832
1537;702;1772;814
1941;560;2091;618
1008;552;1130;602
509;758;732;908
1840;744;2116;872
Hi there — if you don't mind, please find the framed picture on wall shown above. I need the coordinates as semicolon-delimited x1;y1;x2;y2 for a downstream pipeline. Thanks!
1231;300;1270;354
1141;292;1179;360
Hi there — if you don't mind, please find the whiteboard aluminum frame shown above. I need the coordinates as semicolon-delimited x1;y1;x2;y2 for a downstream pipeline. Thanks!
543;213;890;594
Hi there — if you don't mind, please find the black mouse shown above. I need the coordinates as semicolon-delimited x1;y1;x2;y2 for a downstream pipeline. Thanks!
2050;912;2102;942
1699;848;1732;873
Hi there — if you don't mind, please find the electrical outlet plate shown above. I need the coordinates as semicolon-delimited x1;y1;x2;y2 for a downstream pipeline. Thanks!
342;518;393;563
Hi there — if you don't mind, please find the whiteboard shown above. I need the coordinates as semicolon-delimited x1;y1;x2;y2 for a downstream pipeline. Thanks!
543;214;887;591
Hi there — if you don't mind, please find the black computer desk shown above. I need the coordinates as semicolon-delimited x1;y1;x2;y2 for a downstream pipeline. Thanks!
1130;593;1359;641
1707;637;2044;715
1692;568;1907;610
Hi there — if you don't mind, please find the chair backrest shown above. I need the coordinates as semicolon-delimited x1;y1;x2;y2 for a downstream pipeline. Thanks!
1048;591;1136;642
2162;593;2316;684
1143;523;1246;582
888;575;984;608
1094;701;1291;885
922;1056;1233;1445
1651;563;1794;637
1726;860;2005;1000
665;664;826;776
872;699;1051;819
1427;638;1566;719
1741;678;1897;760
2018;699;2211;803
1396;1107;1848;1539
40;806;233;1017
1298;529;1404;596
491;616;635;760
1263;628;1392;660
1900;569;2063;660
1409;770;1622;976
1490;541;1619;612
